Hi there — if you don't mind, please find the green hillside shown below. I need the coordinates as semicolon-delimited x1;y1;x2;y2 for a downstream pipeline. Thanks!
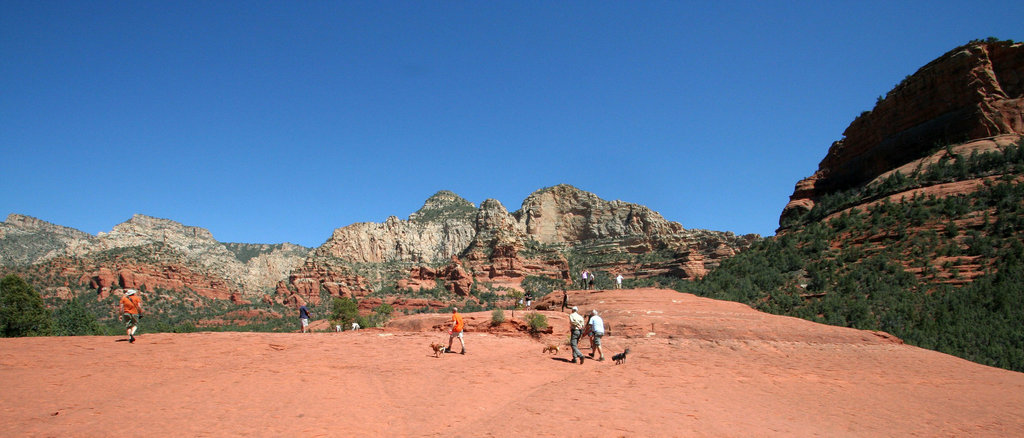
681;140;1024;371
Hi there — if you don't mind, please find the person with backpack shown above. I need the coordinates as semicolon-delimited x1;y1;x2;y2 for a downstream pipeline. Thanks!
119;289;143;343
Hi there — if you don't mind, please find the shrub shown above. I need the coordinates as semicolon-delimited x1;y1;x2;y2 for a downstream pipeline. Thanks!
525;312;548;334
366;303;395;327
490;308;505;326
0;274;53;337
521;275;564;298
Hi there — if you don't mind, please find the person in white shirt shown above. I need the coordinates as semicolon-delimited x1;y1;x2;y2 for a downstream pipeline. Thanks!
615;273;624;289
583;309;605;361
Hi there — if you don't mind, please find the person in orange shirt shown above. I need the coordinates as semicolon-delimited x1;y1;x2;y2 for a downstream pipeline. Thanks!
446;307;466;355
120;289;143;343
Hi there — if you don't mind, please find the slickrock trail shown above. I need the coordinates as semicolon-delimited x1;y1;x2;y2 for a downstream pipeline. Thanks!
3;288;1023;437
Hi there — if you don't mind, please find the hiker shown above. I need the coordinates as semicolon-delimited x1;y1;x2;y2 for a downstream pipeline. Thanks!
568;306;586;364
583;309;606;361
120;289;143;343
447;307;466;354
581;270;590;290
299;304;311;333
616;273;624;289
525;291;533;308
561;290;569;312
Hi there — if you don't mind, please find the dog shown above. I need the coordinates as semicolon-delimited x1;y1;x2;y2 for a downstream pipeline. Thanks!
430;342;447;358
542;344;560;354
612;347;630;364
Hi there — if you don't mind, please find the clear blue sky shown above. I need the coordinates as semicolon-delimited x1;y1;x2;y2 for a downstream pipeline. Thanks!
2;1;1022;247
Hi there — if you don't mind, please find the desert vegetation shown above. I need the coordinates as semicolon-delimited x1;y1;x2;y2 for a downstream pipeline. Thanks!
683;139;1024;371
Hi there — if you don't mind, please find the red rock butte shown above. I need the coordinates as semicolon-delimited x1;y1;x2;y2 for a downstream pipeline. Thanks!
3;288;1023;437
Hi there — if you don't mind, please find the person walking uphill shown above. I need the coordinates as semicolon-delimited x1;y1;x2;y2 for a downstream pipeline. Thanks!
568;306;585;364
447;307;466;354
583;309;606;361
120;289;143;343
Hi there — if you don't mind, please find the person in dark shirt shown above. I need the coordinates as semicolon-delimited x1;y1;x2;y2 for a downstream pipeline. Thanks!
299;304;311;333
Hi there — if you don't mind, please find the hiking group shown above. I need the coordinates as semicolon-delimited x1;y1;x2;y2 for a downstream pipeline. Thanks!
117;278;611;364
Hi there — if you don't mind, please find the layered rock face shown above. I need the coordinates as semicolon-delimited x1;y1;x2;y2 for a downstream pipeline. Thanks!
294;185;758;302
782;40;1024;226
518;185;686;245
312;191;477;264
3;187;756;309
0;214;94;265
0;214;311;301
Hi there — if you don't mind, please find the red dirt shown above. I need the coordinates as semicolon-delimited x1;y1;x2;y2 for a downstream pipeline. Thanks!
3;288;1023;437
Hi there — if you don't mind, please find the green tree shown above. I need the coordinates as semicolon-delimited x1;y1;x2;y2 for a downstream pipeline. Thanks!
522;275;564;298
329;297;361;329
0;274;54;337
53;298;105;336
368;302;395;327
373;302;394;318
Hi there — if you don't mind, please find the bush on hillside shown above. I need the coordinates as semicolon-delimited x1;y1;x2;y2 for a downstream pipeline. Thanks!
0;274;54;337
525;312;548;334
490;308;506;326
688;160;1024;372
329;297;361;329
53;298;106;336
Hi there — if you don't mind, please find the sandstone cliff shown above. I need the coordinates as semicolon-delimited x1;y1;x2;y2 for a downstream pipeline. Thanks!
782;40;1024;227
0;214;94;265
312;191;477;264
0;214;311;301
2;186;756;311
289;185;758;306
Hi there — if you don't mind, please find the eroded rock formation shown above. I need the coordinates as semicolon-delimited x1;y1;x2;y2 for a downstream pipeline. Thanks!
782;40;1024;227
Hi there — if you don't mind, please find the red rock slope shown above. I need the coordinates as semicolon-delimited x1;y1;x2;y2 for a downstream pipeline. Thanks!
2;288;1022;437
783;40;1024;225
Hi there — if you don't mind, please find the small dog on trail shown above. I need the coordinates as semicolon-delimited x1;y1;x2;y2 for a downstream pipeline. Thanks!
542;344;560;354
430;342;447;358
612;347;630;364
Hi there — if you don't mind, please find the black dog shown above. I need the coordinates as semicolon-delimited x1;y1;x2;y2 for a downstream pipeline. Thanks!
612;347;630;364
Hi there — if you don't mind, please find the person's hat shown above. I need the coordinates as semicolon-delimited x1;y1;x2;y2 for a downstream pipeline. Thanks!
571;306;578;312
592;309;599;316
452;307;458;312
124;289;136;296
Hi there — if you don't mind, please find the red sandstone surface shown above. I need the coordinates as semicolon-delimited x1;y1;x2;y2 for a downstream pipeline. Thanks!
3;288;1023;437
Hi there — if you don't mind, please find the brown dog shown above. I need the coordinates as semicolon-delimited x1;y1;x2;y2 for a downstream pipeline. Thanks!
542;344;560;354
430;342;447;358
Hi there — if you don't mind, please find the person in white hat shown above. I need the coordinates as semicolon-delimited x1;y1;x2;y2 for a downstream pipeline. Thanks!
568;306;585;364
119;289;143;343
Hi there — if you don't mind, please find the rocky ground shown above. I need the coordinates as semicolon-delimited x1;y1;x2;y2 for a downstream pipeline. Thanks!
3;288;1022;437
